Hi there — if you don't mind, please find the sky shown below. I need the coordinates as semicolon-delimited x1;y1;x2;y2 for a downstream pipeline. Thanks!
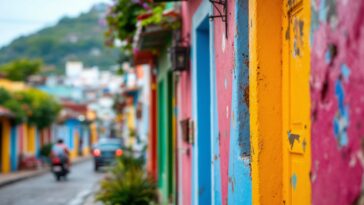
0;0;111;47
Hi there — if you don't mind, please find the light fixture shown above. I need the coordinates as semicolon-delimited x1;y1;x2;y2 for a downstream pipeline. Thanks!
209;0;228;39
170;46;190;72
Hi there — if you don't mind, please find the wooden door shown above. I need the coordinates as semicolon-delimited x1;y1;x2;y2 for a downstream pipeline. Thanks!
282;0;311;204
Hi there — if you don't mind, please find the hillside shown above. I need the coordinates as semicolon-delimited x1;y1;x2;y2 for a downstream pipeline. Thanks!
0;4;119;72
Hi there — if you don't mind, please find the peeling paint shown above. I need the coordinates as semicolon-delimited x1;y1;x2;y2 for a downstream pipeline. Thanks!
291;173;298;191
302;138;307;153
318;0;337;27
244;86;249;108
340;64;350;81
333;76;349;147
325;43;337;65
242;53;249;68
288;131;300;149
293;17;304;57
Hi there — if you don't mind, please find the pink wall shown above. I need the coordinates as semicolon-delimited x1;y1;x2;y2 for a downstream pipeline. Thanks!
311;0;364;204
213;0;236;204
179;1;239;204
177;71;192;205
178;1;201;204
18;125;24;154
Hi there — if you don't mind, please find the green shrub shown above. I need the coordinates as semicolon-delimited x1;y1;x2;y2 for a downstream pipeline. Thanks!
39;143;53;157
96;154;157;205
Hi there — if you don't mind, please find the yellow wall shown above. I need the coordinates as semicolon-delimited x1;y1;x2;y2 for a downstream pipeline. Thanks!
126;106;136;130
250;0;311;204
27;125;36;155
249;0;283;204
82;147;90;156
0;79;27;91
22;124;28;153
70;132;79;159
1;118;11;173
90;123;98;145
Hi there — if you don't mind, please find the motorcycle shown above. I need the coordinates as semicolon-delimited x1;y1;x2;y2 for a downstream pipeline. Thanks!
51;156;69;181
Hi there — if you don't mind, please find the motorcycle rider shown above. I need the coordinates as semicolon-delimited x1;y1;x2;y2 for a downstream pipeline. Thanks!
51;139;71;171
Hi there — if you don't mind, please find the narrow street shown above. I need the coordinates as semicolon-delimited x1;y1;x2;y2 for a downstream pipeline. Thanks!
0;160;103;205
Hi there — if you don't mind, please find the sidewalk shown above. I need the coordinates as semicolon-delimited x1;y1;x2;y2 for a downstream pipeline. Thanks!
83;195;102;205
0;155;91;188
82;186;102;205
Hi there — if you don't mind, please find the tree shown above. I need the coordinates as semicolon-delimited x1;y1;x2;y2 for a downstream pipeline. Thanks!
15;89;61;128
0;58;42;81
0;88;11;104
3;98;27;124
0;88;61;127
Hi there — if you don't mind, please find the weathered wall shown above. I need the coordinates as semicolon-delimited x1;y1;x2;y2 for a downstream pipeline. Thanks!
178;1;201;204
212;0;252;204
212;0;235;202
179;0;252;204
249;0;284;204
227;0;251;204
311;0;364;204
176;70;193;205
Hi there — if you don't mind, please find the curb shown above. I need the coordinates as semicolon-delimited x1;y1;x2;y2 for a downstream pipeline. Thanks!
0;168;50;188
0;155;92;188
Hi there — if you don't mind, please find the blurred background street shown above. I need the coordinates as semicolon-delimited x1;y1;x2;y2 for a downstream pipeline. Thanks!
0;160;103;205
1;0;364;205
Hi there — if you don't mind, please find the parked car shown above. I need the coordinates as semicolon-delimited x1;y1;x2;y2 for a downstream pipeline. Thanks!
92;138;123;171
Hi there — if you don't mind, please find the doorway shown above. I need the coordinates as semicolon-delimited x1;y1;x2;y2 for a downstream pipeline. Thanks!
195;16;212;204
282;1;311;204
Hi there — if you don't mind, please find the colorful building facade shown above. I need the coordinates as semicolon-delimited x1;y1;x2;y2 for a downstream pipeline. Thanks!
133;0;364;204
175;0;252;204
0;79;97;174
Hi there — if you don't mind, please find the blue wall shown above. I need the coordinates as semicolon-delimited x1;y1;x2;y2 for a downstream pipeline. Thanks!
36;129;40;157
10;126;17;171
227;0;252;204
65;119;81;149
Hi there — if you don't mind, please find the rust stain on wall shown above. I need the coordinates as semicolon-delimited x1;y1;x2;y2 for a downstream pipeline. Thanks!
244;85;249;108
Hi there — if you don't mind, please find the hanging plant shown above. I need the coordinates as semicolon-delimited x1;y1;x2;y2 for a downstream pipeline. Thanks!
105;0;152;50
105;1;181;52
140;3;180;30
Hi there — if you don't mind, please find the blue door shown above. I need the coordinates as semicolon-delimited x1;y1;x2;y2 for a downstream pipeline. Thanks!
196;16;212;205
